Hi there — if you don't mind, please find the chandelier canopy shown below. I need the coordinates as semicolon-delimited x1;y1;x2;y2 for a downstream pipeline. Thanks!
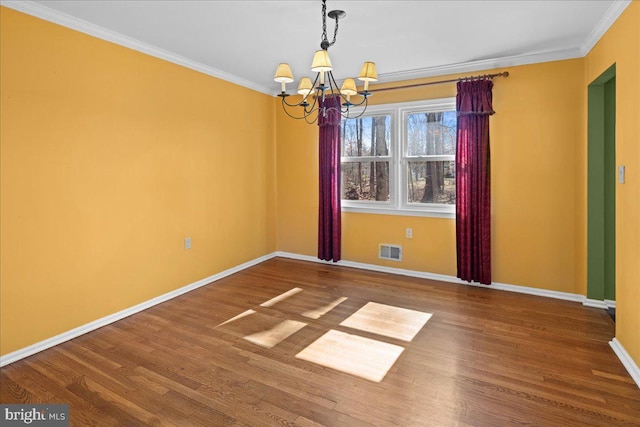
274;0;377;124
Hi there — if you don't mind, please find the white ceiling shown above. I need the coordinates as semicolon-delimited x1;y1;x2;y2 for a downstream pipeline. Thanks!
2;1;631;95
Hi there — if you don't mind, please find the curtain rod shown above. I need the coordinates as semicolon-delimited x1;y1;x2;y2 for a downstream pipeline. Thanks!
369;71;509;93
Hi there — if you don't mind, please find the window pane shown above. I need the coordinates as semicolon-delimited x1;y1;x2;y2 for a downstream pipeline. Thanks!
342;115;391;157
406;161;455;204
342;161;390;201
406;111;456;156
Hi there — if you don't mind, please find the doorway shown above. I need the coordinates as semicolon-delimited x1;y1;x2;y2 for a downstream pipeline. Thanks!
587;63;616;309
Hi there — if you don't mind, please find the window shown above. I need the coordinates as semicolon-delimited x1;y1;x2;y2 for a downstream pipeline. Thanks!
341;98;456;218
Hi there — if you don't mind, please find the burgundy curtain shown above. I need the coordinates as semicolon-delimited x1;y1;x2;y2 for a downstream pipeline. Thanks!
456;79;494;285
318;96;342;262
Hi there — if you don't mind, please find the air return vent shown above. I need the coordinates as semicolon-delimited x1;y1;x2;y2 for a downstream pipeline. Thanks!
379;244;402;261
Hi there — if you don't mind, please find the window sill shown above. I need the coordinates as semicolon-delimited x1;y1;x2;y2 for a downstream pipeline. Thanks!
341;205;455;219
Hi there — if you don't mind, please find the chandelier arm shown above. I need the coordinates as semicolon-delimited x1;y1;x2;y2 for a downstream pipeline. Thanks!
304;93;320;116
345;95;368;108
343;97;370;121
281;93;314;109
326;71;337;94
304;111;319;125
310;73;321;99
303;92;320;124
325;71;337;96
280;90;322;123
281;96;302;108
281;97;313;120
330;68;371;109
326;71;351;106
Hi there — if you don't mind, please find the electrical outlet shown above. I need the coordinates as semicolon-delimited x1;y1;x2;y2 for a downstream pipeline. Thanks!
185;237;191;250
406;228;412;239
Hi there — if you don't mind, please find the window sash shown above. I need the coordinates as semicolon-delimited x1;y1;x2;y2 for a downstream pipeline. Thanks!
342;156;392;163
402;155;454;162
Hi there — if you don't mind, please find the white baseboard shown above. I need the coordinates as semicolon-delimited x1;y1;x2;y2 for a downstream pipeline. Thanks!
583;298;616;309
583;298;609;309
0;252;277;367
275;251;586;303
4;250;635;390
610;338;640;389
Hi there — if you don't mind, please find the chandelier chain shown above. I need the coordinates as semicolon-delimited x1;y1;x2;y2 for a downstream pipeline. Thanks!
321;0;326;42
320;0;339;50
331;16;339;47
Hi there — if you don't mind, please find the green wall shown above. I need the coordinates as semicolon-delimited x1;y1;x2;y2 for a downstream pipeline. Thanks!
587;64;616;301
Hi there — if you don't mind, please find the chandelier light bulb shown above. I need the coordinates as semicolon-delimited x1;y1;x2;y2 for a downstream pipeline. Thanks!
311;50;333;72
274;63;294;92
358;62;378;92
340;78;357;102
297;77;315;100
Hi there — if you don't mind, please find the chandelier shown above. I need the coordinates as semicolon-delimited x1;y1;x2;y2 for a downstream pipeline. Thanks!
273;0;378;124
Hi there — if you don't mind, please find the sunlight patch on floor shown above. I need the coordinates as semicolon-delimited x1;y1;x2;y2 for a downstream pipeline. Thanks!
295;329;404;382
216;293;431;380
260;288;303;308
302;297;348;319
340;302;432;341
243;319;307;348
215;309;256;328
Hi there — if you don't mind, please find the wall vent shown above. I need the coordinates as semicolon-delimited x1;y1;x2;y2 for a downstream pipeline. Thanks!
379;244;402;261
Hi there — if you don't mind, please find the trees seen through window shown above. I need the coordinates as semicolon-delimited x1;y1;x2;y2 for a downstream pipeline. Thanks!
340;98;456;218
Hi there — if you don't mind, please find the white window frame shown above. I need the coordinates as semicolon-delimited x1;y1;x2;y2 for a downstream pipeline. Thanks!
341;98;456;219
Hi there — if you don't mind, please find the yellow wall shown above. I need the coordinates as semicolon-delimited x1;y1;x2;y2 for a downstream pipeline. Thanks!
585;1;640;367
277;59;586;293
275;106;319;255
0;8;277;355
2;2;638;372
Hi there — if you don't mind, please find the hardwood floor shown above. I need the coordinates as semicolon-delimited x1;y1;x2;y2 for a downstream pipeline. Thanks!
2;258;639;426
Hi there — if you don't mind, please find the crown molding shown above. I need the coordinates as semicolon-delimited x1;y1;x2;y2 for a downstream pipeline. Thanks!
2;0;631;97
580;0;632;56
374;48;583;85
273;47;584;96
0;0;275;95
